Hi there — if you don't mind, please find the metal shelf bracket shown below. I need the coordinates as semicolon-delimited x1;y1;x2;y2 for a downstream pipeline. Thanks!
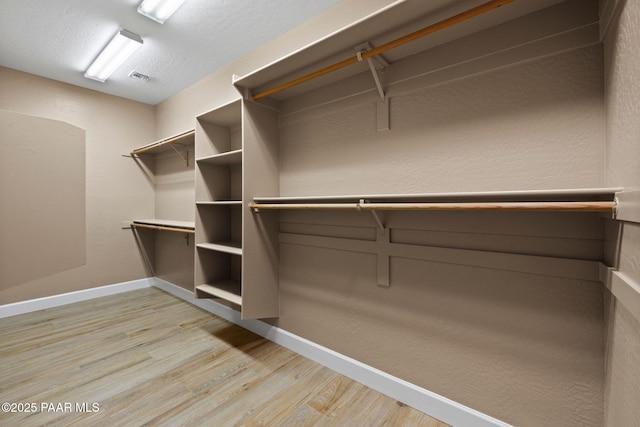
356;43;390;131
360;199;386;232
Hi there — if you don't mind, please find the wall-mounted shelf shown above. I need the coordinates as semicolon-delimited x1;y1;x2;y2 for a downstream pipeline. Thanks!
131;219;195;234
196;201;243;206
251;200;617;213
196;282;242;306
253;188;622;212
251;188;623;232
253;188;622;203
255;188;624;288
233;1;565;104
196;149;242;165
196;241;243;256
130;130;195;156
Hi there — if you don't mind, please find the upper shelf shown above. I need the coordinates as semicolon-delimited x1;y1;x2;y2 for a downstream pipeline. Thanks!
197;100;241;128
233;0;567;101
130;130;195;156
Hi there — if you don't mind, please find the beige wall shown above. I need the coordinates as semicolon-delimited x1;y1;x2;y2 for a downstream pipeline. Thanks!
0;67;156;304
154;149;195;290
1;111;85;291
279;45;604;196
155;0;399;138
4;0;637;425
275;44;606;426
154;1;610;425
602;0;640;425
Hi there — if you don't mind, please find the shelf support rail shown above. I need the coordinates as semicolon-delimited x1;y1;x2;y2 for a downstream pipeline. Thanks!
250;200;618;213
360;199;386;231
168;142;189;166
357;47;390;131
358;51;385;101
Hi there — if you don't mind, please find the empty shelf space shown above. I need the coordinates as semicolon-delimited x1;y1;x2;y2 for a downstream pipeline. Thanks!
130;130;195;156
196;281;242;306
196;149;242;165
197;100;241;127
197;241;243;255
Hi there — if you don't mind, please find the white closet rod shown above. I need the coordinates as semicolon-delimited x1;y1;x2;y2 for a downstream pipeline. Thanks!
250;201;616;213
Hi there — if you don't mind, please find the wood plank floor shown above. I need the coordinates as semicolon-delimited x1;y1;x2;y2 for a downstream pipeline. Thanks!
0;288;448;426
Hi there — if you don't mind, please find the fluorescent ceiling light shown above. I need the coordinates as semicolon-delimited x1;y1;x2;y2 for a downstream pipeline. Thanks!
84;30;143;82
137;0;187;24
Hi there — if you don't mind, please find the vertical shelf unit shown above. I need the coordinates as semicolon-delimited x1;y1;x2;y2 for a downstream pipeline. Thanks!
194;99;280;319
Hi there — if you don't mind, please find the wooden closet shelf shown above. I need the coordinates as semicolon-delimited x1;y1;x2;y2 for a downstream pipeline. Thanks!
196;200;243;206
196;242;243;256
196;149;242;165
130;130;195;156
131;219;195;234
253;188;622;203
196;282;242;306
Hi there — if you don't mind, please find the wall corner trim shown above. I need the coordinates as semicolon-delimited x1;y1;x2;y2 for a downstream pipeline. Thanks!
599;262;640;324
615;190;640;224
609;271;640;324
152;277;512;427
0;278;154;319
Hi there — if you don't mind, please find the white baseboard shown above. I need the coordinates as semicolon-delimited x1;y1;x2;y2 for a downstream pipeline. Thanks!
0;278;154;319
152;278;511;427
1;277;510;426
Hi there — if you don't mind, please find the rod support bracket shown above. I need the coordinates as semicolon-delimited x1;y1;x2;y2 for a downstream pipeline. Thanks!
360;199;386;231
354;44;390;131
168;143;189;166
354;43;388;101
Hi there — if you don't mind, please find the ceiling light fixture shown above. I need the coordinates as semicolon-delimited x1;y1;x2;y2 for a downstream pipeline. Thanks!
137;0;187;24
84;30;143;82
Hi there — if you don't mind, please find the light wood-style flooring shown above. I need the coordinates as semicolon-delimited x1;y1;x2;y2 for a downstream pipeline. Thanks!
0;287;448;426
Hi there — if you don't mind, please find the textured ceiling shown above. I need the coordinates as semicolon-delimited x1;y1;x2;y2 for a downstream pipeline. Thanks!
0;0;342;105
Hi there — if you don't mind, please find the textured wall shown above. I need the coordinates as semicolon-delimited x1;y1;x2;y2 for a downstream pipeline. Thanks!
0;67;156;304
276;44;606;426
602;0;640;425
154;149;196;290
280;46;604;196
154;1;608;425
0;111;85;291
154;149;195;222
